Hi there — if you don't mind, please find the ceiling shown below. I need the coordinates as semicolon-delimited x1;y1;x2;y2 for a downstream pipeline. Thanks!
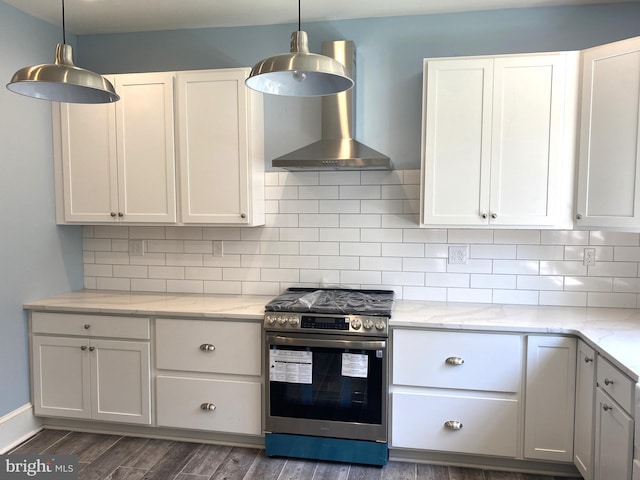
3;0;634;35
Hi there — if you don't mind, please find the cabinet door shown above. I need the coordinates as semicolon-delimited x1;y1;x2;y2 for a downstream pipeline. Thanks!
490;54;570;226
574;340;596;480
31;336;91;419
90;339;151;425
594;389;634;480
421;58;493;226
114;73;176;222
576;36;640;229
177;69;263;225
524;335;576;462
57;101;119;222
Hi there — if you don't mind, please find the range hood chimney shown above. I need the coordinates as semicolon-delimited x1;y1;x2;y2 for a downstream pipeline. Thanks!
272;40;393;171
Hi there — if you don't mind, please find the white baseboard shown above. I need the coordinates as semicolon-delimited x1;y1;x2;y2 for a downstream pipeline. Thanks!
0;403;42;453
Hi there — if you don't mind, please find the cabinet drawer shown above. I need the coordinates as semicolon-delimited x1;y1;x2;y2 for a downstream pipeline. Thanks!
156;319;261;375
597;355;634;414
31;312;150;339
393;330;522;392
391;391;519;457
156;375;261;435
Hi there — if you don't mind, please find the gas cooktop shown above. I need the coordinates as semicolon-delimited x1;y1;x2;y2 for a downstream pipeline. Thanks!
265;288;394;317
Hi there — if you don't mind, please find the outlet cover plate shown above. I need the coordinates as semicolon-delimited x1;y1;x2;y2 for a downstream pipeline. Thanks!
128;240;145;256
448;245;468;265
583;247;596;266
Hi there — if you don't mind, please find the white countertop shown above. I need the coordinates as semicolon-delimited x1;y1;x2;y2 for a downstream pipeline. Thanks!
25;290;640;381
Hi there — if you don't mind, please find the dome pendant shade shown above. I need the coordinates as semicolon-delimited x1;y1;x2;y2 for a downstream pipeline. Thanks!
245;31;353;97
7;43;119;104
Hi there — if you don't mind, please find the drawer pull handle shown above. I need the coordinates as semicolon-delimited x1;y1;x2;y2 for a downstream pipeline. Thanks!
84;324;90;329
445;357;464;366
201;403;216;412
604;378;614;386
200;344;216;352
444;421;463;430
584;356;594;363
603;404;613;412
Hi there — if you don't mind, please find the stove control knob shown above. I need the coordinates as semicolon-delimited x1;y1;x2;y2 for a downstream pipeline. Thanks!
362;318;374;330
350;318;362;330
288;316;300;327
265;314;276;326
277;316;288;326
375;321;386;331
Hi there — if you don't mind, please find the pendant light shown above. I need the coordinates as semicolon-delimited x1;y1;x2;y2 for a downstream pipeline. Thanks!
6;0;119;104
245;0;354;97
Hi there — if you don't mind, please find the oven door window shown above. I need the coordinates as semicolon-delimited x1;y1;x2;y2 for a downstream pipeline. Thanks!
268;344;384;425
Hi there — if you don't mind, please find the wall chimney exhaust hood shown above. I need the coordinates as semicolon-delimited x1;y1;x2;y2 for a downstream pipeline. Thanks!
272;40;393;171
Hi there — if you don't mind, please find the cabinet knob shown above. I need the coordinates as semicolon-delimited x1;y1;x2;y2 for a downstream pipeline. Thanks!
603;404;613;412
481;213;488;219
240;213;247;219
81;345;87;351
89;346;95;352
445;356;464;366
604;378;614;386
444;420;463;430
491;213;497;219
201;403;216;411
584;356;594;363
110;212;117;217
118;212;124;217
200;344;216;352
576;213;583;220
84;324;90;329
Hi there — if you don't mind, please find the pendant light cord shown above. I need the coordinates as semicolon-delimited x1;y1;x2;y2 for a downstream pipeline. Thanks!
62;0;66;44
298;0;301;31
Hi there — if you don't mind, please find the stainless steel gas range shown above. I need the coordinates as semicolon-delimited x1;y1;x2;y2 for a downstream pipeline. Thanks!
263;288;394;466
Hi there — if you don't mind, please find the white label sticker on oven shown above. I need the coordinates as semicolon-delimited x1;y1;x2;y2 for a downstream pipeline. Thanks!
341;353;368;378
269;350;313;384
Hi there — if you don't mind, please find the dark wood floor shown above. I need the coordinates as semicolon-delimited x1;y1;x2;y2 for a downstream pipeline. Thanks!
10;430;582;480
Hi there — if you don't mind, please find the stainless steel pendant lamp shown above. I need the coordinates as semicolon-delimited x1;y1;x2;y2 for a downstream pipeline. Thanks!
6;0;119;103
245;0;354;97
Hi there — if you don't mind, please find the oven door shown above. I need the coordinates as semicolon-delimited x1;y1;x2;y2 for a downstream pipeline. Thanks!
265;332;388;443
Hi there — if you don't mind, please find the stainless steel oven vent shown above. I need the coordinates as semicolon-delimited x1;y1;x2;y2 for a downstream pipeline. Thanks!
272;40;392;171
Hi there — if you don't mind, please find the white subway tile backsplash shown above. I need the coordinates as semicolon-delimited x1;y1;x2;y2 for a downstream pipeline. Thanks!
493;289;539;305
340;242;381;257
298;185;341;200
319;200;360;214
80;170;640;307
494;230;540;245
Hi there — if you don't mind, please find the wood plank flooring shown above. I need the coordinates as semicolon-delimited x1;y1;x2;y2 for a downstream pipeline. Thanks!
10;430;582;480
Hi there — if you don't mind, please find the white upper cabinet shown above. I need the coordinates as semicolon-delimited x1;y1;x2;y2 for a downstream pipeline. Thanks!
176;69;265;226
576;36;640;230
421;52;578;228
55;72;176;223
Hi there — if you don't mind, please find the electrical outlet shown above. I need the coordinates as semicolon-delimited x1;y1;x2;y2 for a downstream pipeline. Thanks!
448;245;468;265
583;247;596;266
128;240;145;256
213;241;224;258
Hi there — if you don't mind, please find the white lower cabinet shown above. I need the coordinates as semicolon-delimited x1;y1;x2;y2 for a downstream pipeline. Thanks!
391;329;523;458
574;340;597;480
392;392;519;457
30;314;151;425
594;356;636;480
523;335;576;462
154;318;262;436
156;376;261;435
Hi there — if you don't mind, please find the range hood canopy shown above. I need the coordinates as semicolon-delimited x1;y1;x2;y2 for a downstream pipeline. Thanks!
272;40;392;171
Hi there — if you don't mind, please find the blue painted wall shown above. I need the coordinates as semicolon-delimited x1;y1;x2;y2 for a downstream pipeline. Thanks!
76;3;640;169
0;2;83;417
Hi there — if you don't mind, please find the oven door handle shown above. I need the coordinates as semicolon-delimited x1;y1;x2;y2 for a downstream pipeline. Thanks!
269;335;386;350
